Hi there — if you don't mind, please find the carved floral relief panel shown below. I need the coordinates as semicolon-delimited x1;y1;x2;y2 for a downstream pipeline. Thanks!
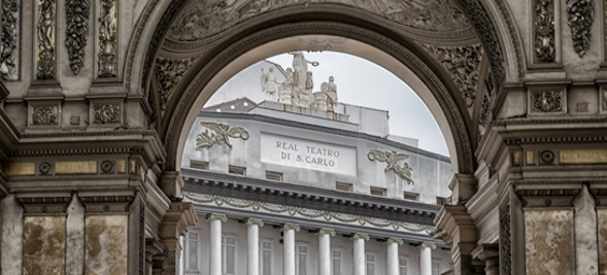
97;0;118;78
23;216;66;275
155;57;194;110
534;0;556;63
31;104;59;126
0;0;20;80
35;0;57;80
528;88;566;114
92;102;121;125
524;209;574;275
566;0;593;58
65;0;90;75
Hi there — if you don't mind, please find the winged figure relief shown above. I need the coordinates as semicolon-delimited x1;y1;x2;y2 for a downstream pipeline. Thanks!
368;149;414;183
196;122;250;150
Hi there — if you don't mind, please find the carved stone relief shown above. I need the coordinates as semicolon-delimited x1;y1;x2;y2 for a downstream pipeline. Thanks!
65;0;90;75
195;122;249;150
155;57;194;110
530;89;564;113
566;0;593;58
32;105;59;126
423;44;482;109
0;0;19;80
36;0;57;80
534;0;556;63
93;103;121;124
367;149;413;183
499;200;511;275
169;0;471;42
97;0;118;78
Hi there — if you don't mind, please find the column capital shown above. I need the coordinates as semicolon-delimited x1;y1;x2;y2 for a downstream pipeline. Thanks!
319;228;336;237
421;242;437;250
207;213;228;223
387;237;403;246
283;223;300;232
352;232;370;241
246;218;264;227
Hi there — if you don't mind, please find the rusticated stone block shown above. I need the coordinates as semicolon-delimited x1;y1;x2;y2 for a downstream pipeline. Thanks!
525;209;574;275
23;216;66;275
85;215;128;275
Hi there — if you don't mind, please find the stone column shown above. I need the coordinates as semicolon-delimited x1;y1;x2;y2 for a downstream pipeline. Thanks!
420;243;433;275
353;233;369;275
283;223;300;275
319;228;336;275
386;238;402;275
247;218;264;275
208;213;227;275
178;235;185;275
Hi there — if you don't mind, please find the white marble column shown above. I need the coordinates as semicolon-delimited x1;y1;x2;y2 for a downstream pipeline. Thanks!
319;228;336;275
386;238;402;275
353;233;369;275
178;235;185;275
283;223;300;275
208;213;227;275
420;242;434;275
247;218;264;275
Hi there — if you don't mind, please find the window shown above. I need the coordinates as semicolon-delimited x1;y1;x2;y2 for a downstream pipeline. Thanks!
332;249;342;275
336;182;353;192
222;236;237;275
403;191;419;201
370;186;387;196
186;231;199;271
190;160;209;170
399;256;408;275
366;253;375;275
265;170;283;181
228;165;246;176
261;239;273;275
436;196;448;206
296;243;308;275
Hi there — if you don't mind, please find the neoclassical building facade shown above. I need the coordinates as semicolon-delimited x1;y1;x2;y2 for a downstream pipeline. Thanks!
0;0;606;275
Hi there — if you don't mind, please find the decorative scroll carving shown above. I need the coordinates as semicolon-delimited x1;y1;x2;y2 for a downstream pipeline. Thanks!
65;0;90;75
423;44;482;108
155;57;194;110
531;90;563;113
0;0;19;80
534;0;556;62
36;0;56;80
195;122;249;150
566;0;593;57
32;105;58;126
367;149;413;183
169;0;471;41
93;103;121;124
499;200;511;275
97;0;118;77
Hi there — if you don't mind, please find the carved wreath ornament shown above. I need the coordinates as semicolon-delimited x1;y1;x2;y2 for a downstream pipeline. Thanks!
368;150;413;184
196;122;249;150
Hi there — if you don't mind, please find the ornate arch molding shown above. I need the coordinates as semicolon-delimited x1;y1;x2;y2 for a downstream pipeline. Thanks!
159;19;477;175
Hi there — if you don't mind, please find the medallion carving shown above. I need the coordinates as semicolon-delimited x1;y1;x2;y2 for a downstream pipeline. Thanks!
169;0;470;41
65;0;90;75
423;44;482;108
32;105;59;126
0;0;19;80
531;89;563;113
566;0;593;57
367;149;413;183
93;103;121;124
534;0;556;63
195;122;249;150
97;0;118;77
155;57;194;110
36;0;57;80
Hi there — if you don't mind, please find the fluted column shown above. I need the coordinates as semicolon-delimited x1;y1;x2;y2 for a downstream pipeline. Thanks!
353;233;369;275
386;238;402;275
247;218;264;275
283;223;300;275
319;228;336;275
208;213;227;275
420;242;434;275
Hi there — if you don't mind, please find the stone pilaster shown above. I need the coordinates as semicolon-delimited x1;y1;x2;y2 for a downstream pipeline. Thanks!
434;205;480;275
66;194;85;275
158;202;198;275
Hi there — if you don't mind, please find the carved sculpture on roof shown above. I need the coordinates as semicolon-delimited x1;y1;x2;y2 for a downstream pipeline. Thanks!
534;0;556;63
423;44;482;109
566;0;593;58
368;149;414;183
155;57;194;110
65;0;90;75
196;122;250;150
169;0;470;41
36;0;56;80
0;0;19;80
97;0;118;77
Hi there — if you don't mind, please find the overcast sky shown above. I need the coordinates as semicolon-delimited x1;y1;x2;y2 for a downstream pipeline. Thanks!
206;51;449;156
